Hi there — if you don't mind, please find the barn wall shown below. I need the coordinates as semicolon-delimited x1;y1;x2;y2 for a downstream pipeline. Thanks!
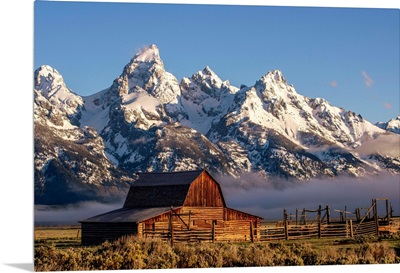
183;172;225;207
141;208;183;229
140;207;226;230
81;222;138;246
225;208;261;228
180;207;224;221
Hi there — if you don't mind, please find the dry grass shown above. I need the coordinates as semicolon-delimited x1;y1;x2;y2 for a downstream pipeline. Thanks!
34;226;81;239
34;226;81;249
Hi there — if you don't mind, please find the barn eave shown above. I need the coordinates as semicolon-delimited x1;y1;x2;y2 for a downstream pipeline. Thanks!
79;206;182;224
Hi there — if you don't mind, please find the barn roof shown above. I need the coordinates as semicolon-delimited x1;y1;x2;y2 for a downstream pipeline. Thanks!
132;170;204;186
80;207;175;223
123;169;209;208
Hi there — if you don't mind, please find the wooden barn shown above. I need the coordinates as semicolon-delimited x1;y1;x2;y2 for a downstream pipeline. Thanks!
80;170;262;245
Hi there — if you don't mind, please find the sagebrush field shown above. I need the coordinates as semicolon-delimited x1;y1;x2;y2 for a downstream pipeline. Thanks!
34;226;400;271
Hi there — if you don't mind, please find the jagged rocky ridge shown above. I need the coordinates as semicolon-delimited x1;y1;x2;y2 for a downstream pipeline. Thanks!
34;45;400;205
376;115;400;134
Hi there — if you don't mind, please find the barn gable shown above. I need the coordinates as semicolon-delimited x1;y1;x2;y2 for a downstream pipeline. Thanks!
183;170;226;207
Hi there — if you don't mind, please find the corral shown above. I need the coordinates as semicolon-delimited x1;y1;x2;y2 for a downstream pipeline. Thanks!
142;198;400;244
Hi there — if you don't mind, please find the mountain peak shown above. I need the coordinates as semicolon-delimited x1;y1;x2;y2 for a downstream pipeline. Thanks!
260;70;286;83
121;44;164;77
36;64;59;75
133;44;161;63
202;66;215;76
34;64;84;127
34;65;70;98
35;65;62;84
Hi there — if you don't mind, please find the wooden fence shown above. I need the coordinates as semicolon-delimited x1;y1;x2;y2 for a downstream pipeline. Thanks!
143;228;213;244
256;219;379;242
142;198;398;245
142;218;393;245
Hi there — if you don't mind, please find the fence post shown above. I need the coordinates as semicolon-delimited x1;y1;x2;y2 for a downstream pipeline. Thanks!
170;225;174;246
212;221;215;243
318;219;321;238
296;208;298;226
349;219;353;238
303;208;306;225
390;202;393;222
250;221;254;243
346;220;349;238
169;209;172;231
386;199;390;224
188;211;191;230
326;205;330;224
284;220;289;240
373;199;379;236
318;205;321;222
138;223;143;238
169;209;174;246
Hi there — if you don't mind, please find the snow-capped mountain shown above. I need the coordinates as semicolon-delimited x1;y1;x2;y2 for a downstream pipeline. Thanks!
34;66;135;205
34;65;84;128
180;66;239;134
376;115;400;134
206;69;396;178
78;45;230;177
34;45;400;205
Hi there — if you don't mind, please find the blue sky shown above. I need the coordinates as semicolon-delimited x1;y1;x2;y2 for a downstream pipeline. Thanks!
34;1;399;123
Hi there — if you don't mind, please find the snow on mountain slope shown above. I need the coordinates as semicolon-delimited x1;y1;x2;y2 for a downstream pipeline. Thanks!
116;44;185;119
34;65;84;128
180;66;239;134
33;66;135;205
376;115;400;134
79;89;111;133
80;44;186;133
251;70;385;148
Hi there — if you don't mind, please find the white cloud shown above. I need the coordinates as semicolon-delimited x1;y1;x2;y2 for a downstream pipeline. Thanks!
361;70;374;87
354;134;400;158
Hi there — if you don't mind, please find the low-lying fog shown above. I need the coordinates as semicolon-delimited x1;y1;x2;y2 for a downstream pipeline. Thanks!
35;173;399;225
220;173;400;220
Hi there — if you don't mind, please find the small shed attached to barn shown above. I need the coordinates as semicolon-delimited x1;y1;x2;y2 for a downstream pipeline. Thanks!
80;169;262;245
